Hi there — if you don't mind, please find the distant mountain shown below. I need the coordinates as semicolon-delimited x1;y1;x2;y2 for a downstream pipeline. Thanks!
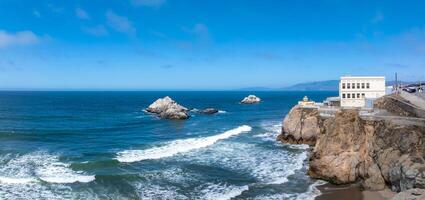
281;80;339;91
237;80;417;92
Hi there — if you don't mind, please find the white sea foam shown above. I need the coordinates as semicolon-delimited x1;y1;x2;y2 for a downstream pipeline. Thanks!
37;162;95;183
254;122;281;141
218;110;227;114
0;152;95;184
181;140;308;185
116;125;252;163
134;183;187;200
197;183;248;200
0;177;36;184
295;180;327;200
0;152;97;200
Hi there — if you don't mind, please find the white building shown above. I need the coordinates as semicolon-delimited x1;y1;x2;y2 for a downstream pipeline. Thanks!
339;76;386;107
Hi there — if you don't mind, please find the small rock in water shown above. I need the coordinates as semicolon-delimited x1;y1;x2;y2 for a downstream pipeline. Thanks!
241;95;261;104
145;96;189;120
200;108;219;114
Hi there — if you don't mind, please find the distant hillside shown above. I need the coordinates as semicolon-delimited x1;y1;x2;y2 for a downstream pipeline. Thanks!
281;80;415;91
281;80;339;91
237;80;416;91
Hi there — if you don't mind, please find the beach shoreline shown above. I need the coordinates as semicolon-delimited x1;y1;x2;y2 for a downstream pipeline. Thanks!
315;183;395;200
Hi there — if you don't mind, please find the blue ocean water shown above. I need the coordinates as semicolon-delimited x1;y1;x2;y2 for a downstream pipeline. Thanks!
0;91;337;199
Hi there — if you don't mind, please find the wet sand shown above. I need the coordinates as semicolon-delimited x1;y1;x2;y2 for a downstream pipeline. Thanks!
316;183;363;200
315;183;395;200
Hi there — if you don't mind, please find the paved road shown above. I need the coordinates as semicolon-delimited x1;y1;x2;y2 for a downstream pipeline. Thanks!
400;91;425;109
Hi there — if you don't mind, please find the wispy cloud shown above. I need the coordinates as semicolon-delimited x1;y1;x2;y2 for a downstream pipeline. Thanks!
106;10;136;35
183;23;211;44
33;9;41;18
47;3;64;14
82;25;109;36
132;0;166;7
0;30;41;48
371;11;384;23
76;8;90;20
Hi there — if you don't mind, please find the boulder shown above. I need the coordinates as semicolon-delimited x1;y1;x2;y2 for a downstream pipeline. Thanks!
145;96;189;120
241;95;261;104
200;108;219;114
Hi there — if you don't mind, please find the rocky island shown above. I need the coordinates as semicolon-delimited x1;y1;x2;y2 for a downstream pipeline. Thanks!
278;92;425;198
241;95;261;104
145;96;190;120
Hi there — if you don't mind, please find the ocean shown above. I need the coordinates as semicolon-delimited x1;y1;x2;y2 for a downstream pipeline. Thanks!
0;91;337;199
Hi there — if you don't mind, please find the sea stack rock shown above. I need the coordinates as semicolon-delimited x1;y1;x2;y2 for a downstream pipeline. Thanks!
145;96;189;120
200;108;219;114
241;95;261;104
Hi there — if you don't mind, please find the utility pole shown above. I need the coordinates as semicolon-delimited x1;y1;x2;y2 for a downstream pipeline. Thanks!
395;72;398;92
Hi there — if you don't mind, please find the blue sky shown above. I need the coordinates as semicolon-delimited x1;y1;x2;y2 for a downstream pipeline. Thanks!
0;0;425;90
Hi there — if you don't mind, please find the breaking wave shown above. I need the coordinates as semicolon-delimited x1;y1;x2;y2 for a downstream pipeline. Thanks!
116;125;252;163
0;152;95;184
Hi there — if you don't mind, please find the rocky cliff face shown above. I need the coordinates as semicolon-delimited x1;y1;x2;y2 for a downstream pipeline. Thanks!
278;97;425;193
277;105;320;145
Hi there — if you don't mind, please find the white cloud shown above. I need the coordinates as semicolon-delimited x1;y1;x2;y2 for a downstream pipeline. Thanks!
132;0;166;7
0;30;41;48
82;25;109;36
106;10;136;34
371;11;384;23
76;8;90;20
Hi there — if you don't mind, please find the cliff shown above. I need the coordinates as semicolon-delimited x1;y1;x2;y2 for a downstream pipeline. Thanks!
277;105;320;145
278;96;425;193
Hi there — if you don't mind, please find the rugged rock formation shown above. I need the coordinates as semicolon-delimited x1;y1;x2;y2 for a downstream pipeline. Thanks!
200;108;219;114
278;95;425;193
277;105;320;145
391;188;425;200
241;95;261;104
145;96;189;120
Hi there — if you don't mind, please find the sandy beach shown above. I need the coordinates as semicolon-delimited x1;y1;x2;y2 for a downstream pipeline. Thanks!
316;183;395;200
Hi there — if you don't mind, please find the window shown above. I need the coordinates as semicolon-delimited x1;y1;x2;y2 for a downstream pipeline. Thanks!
347;93;350;98
342;83;345;89
362;93;365;98
352;93;355;98
362;83;365;89
352;83;355;89
357;93;360;98
347;83;350;89
342;93;346;98
366;83;370;89
357;83;360;89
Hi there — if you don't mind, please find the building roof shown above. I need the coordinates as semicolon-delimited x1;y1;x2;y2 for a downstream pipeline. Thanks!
326;96;340;101
340;76;385;80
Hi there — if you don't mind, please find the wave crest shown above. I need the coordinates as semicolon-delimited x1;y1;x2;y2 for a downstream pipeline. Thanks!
116;125;252;163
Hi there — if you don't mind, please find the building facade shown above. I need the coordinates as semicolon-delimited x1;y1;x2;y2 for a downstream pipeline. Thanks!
340;76;386;107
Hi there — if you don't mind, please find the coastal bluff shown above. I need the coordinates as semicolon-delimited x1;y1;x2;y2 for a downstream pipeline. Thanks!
278;94;425;194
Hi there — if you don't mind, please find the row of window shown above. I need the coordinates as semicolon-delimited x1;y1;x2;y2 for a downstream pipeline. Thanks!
342;82;370;89
342;93;365;99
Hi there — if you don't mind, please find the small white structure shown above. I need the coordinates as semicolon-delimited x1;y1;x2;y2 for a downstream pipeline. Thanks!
339;76;386;107
298;96;315;107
